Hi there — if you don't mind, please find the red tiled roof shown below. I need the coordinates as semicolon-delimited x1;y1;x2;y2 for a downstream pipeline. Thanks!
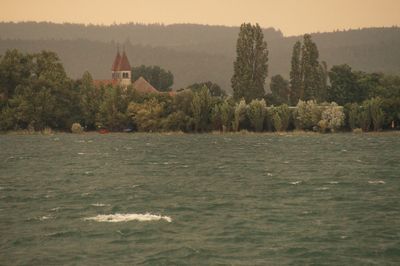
93;79;119;87
111;50;131;71
133;77;159;94
117;51;131;71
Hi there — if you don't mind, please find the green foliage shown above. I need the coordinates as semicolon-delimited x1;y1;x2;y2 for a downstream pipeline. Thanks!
381;97;400;129
232;99;247;132
368;97;385;131
187;81;226;98
173;90;194;116
270;75;289;105
162;111;191;132
318;61;329;102
79;71;103;130
318;102;345;132
0;105;15;131
294;100;322;130
232;23;268;102
328;64;362;105
127;98;164;132
289;41;302;105
97;86;129;131
247;99;267;132
271;104;291;132
191;86;213;132
344;103;361;130
355;97;385;132
301;34;323;101
220;99;234;132
10;81;58;130
131;65;173;92
0;49;32;99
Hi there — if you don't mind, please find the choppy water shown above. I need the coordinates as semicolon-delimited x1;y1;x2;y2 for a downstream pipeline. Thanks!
1;133;400;265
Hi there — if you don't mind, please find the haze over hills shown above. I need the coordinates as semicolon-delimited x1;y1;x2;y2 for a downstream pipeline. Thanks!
1;22;399;92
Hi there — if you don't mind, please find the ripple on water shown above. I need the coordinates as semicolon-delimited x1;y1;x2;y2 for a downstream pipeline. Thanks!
83;213;172;223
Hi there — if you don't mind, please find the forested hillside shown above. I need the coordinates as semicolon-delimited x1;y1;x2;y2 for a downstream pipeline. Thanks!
1;22;399;92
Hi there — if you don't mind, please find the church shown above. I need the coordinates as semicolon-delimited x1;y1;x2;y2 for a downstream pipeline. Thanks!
95;49;160;94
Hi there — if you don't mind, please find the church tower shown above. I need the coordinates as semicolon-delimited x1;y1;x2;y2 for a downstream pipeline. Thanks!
111;49;131;87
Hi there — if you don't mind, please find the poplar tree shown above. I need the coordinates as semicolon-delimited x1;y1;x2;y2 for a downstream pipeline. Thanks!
231;23;269;102
300;34;321;101
289;41;302;105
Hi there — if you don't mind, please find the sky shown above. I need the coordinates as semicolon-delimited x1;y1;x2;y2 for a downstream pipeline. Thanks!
1;0;399;36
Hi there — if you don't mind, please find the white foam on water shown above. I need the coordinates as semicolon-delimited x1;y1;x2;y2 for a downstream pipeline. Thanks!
39;215;53;221
283;161;289;164
290;181;301;185
368;180;386;184
78;152;85;155
267;172;273;176
341;149;347;152
84;213;172;223
356;159;362;162
91;203;110;207
51;207;61;211
328;181;339;184
316;187;329;191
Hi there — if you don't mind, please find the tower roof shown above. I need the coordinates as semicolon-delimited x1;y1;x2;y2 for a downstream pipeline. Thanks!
111;50;121;71
111;50;131;71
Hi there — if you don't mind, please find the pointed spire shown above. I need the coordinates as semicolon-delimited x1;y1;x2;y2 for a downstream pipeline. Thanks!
118;49;131;71
111;47;121;71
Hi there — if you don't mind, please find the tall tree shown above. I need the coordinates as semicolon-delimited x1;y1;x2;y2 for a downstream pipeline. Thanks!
191;86;213;132
79;71;103;130
317;61;329;102
289;41;302;105
300;34;322;101
328;64;359;105
231;23;269;102
0;49;33;99
270;74;290;105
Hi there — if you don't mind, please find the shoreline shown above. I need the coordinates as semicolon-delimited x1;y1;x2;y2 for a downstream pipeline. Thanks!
1;129;400;136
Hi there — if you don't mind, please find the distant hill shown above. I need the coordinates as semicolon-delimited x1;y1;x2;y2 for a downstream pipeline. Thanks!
1;22;400;92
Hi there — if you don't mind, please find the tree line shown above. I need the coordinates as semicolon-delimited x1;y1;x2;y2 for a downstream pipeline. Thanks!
1;22;400;92
0;23;399;133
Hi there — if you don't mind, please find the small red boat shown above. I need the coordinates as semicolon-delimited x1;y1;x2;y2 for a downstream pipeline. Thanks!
99;129;110;134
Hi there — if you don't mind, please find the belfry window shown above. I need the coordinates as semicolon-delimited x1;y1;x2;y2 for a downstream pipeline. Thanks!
123;72;129;79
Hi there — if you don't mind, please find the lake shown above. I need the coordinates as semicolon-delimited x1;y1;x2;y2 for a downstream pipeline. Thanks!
1;132;399;265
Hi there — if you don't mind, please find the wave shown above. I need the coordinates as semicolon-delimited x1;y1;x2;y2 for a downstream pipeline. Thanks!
91;203;110;207
368;180;386;184
84;213;172;223
289;181;301;185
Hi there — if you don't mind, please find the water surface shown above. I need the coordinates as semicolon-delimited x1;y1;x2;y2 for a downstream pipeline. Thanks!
1;133;399;265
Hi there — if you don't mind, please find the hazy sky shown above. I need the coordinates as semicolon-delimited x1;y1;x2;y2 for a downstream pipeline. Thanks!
1;0;399;36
